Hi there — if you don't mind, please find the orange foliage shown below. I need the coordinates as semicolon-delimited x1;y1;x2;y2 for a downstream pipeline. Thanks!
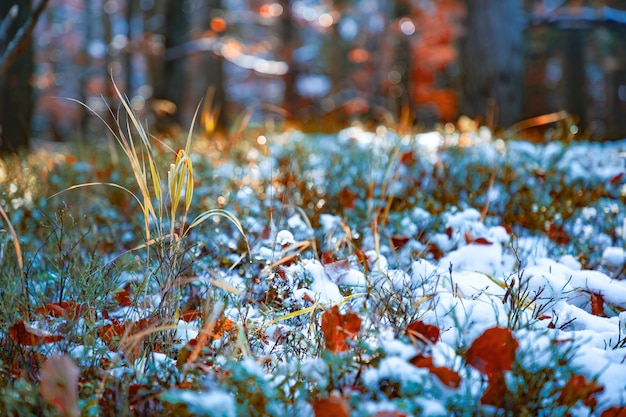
321;306;361;354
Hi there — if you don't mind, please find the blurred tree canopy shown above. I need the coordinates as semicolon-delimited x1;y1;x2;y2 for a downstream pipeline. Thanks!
1;0;626;153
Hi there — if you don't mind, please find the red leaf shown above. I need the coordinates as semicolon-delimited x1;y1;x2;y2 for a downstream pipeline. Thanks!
35;301;82;321
601;407;626;417
391;235;410;250
322;254;351;283
466;327;518;377
321;306;361;353
114;288;132;307
547;223;570;245
339;186;357;210
9;321;63;346
480;373;508;408
464;231;493;245
40;355;80;417
181;309;202;322
373;411;407;417
409;354;461;388
557;374;604;409
610;172;625;185
312;395;350;417
590;293;606;317
406;320;440;344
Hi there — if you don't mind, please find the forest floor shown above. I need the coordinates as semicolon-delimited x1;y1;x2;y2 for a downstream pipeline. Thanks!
1;116;626;416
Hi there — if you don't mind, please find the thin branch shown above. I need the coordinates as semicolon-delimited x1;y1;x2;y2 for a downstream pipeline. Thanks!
0;0;50;77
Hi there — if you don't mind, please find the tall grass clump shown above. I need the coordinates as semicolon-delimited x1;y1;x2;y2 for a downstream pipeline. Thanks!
59;83;249;358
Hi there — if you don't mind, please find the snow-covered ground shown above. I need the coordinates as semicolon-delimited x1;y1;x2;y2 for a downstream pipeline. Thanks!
5;125;626;415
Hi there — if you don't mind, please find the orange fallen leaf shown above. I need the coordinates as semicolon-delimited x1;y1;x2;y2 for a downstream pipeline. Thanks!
181;308;202;322
312;394;349;417
35;301;82;321
601;407;626;417
373;412;407;417
321;306;361;354
409;354;461;388
590;292;606;317
609;172;625;185
480;373;508;408
39;355;80;417
9;321;63;346
466;327;518;378
113;287;133;307
557;374;604;409
406;320;440;344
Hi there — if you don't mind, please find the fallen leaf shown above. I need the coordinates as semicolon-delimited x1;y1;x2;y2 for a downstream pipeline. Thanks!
180;308;202;322
557;374;604;409
321;306;361;353
391;235;410;250
339;186;357;209
35;301;82;321
373;412;407;417
113;285;133;307
609;172;625;185
9;321;63;346
590;292;606;317
601;407;626;417
39;355;80;417
464;231;493;245
312;394;349;417
480;373;508;408
406;320;440;344
322;255;351;284
466;327;518;377
409;354;461;388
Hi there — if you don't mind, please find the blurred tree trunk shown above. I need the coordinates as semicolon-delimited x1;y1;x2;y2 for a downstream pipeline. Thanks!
563;30;586;130
202;0;227;135
155;0;189;127
459;0;524;128
279;0;300;122
0;0;34;153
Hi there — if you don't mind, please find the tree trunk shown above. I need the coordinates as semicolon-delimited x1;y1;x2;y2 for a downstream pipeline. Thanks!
459;0;524;128
279;0;300;122
0;0;33;154
155;0;189;127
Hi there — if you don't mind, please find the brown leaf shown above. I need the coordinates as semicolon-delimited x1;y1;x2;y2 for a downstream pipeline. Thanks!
180;308;202;322
322;256;351;284
35;301;82;321
464;231;493;245
480;373;508;408
390;235;410;250
113;287;133;307
321;306;361;353
9;321;63;346
557;374;604;409
590;293;606;317
39;355;80;417
409;354;461;388
466;327;518;378
609;172;625;185
312;394;350;417
373;412;407;417
601;407;626;417
339;186;357;210
406;320;440;344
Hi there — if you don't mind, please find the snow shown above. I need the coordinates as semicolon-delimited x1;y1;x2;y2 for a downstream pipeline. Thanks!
161;389;236;417
29;128;626;415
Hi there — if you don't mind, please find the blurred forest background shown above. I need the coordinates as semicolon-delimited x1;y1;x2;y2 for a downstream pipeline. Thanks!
1;0;626;153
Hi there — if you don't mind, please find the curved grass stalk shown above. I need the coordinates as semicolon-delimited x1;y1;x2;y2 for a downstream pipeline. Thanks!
187;208;251;261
